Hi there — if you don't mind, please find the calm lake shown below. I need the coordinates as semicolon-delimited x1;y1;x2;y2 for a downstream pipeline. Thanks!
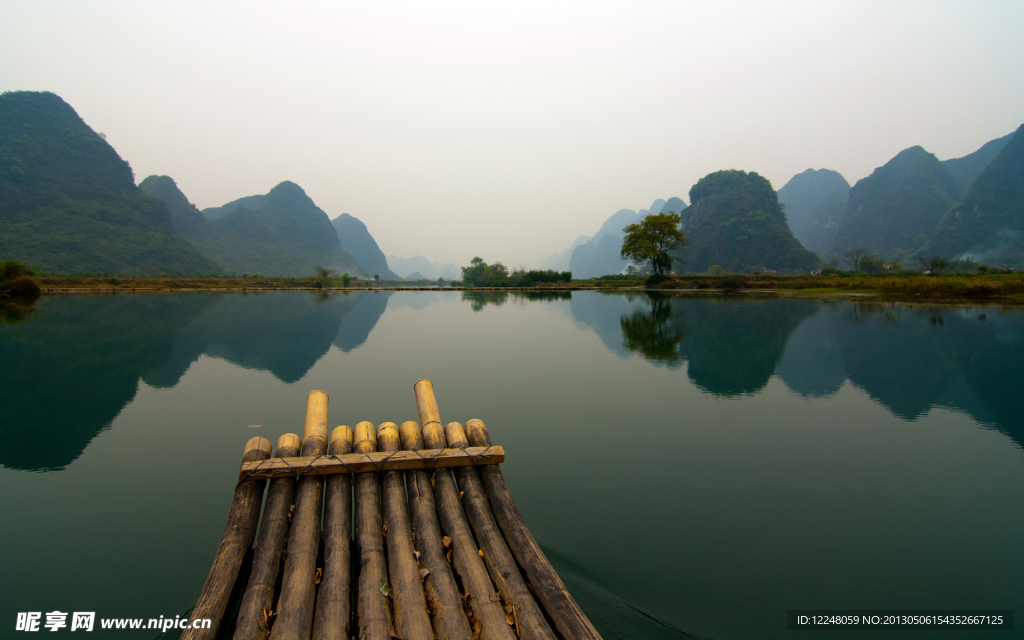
1;290;1022;639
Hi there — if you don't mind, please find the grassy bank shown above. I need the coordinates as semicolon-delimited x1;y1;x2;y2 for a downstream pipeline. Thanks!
650;273;1024;301
38;274;421;291
31;272;1024;303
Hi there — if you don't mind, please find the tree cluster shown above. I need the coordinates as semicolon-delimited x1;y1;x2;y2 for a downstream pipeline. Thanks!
460;257;571;287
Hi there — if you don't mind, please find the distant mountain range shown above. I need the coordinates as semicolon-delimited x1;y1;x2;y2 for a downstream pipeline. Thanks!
142;173;454;282
777;169;850;259
829;146;965;262
139;177;368;278
825;127;1020;266
331;213;401;280
542;198;687;278
1;91;409;278
3;91;1020;276
0;92;219;275
928;124;1024;266
547;127;1021;276
386;255;460;281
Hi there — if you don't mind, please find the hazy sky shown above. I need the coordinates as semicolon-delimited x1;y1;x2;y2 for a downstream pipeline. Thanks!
2;1;1022;268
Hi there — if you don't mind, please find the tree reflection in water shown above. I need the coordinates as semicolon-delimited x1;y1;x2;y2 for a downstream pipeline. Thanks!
461;290;571;312
620;294;684;364
1;298;38;324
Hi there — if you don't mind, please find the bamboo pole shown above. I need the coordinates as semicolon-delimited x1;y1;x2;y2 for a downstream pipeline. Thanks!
400;420;473;640
183;436;272;640
447;422;557;640
312;425;355;640
413;381;516;640
270;391;330;640
238;446;503;479
377;422;433;640
353;420;392;639
465;419;602;640
234;433;302;640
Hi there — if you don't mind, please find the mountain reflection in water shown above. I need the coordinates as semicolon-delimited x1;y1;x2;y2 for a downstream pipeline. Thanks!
0;291;391;471
2;291;1021;473
570;292;1023;447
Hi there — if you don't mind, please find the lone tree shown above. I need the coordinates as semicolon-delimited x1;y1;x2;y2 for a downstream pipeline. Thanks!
844;248;870;271
313;265;336;288
620;212;685;276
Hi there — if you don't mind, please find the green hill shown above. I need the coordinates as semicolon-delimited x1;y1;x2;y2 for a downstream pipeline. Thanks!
830;146;963;263
331;213;400;280
942;131;1014;191
673;170;819;274
139;176;369;277
928;124;1024;268
201;194;264;220
777;168;850;259
0;91;220;274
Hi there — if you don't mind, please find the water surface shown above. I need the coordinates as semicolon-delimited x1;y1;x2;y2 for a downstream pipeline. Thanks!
1;291;1021;639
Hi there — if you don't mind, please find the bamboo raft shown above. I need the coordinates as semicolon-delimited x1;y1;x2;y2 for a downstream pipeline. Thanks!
184;380;602;640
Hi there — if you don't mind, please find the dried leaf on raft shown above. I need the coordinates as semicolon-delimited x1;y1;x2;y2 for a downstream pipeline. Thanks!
459;491;464;500
380;582;393;597
313;567;322;585
442;536;452;548
382;524;387;537
419;568;431;579
414;550;420;560
446;550;453;564
478;549;484;558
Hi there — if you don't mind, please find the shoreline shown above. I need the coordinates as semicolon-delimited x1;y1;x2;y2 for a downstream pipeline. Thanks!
35;283;1024;307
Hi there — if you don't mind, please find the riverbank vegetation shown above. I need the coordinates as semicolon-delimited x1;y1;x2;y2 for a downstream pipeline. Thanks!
1;260;42;322
648;272;1024;301
19;268;1024;304
459;257;571;287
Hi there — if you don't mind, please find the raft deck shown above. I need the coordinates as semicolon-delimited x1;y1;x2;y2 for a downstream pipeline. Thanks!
183;379;601;640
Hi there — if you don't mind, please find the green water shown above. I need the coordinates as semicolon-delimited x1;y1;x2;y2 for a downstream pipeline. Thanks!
1;291;1021;639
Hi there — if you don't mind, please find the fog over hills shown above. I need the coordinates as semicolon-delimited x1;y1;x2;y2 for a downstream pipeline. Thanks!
830;146;964;263
331;213;401;280
563;197;687;278
0;91;219;275
201;195;265;220
941;132;1014;192
777;169;851;259
140;177;369;277
3;91;1021;277
928;124;1024;267
386;255;460;281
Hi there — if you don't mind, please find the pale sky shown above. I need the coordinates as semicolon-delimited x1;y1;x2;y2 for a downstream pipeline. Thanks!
2;1;1022;268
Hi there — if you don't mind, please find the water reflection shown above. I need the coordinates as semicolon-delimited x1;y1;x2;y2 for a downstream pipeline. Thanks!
0;291;392;471
462;290;571;311
619;295;684;363
0;298;38;324
571;293;1023;448
0;294;216;471
573;293;817;396
3;291;1021;472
